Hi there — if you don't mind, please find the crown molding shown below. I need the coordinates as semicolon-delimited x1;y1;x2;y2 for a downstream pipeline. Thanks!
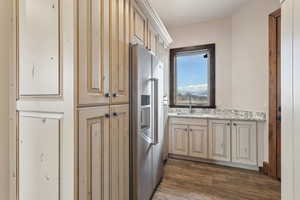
135;0;173;46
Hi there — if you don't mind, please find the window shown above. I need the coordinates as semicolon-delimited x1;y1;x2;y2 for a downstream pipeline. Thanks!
170;44;216;108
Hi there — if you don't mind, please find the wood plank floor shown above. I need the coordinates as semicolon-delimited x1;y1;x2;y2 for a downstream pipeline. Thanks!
152;159;281;200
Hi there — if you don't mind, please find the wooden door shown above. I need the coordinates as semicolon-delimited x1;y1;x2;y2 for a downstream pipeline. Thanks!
189;125;208;159
170;124;189;156
231;121;257;165
131;4;147;46
78;106;110;200
19;0;60;96
110;0;130;104
19;112;62;200
148;23;157;55
78;0;110;105
208;120;231;162
110;105;129;200
269;9;281;179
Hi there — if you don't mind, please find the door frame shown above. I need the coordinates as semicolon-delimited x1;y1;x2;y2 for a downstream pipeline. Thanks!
267;8;281;179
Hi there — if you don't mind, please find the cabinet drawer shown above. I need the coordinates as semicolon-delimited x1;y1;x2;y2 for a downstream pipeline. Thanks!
170;117;208;126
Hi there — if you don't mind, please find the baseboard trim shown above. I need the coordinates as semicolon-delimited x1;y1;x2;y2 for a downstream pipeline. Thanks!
169;154;259;171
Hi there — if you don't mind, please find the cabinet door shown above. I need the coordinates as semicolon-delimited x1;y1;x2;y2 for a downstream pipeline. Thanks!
232;121;257;165
208;120;231;162
19;0;60;96
78;0;110;105
19;112;62;200
131;4;147;46
78;107;110;200
189;125;208;159
148;23;157;55
170;124;189;156
110;0;130;104
110;105;129;200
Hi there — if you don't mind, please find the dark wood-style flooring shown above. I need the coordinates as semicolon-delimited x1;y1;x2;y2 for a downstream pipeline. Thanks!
152;159;281;200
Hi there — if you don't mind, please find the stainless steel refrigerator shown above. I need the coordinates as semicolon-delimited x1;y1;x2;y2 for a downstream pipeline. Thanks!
130;44;165;200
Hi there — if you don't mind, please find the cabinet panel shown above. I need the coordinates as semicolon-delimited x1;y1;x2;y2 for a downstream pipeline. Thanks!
78;0;110;105
131;5;147;46
110;105;129;200
189;125;208;159
170;124;188;156
19;112;61;200
19;0;60;96
209;120;231;162
78;107;110;200
110;0;130;104
148;23;157;55
232;121;257;165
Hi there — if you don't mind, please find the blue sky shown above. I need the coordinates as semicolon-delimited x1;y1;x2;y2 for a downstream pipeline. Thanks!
176;53;208;88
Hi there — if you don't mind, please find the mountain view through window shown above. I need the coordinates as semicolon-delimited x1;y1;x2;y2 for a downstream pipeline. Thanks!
175;51;209;106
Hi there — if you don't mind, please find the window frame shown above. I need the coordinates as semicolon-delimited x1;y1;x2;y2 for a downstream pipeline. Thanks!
169;44;216;108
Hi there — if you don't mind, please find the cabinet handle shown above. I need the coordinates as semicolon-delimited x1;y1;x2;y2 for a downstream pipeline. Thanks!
105;93;110;98
113;112;118;117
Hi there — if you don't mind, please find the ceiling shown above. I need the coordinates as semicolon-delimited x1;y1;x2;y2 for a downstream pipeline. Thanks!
149;0;250;28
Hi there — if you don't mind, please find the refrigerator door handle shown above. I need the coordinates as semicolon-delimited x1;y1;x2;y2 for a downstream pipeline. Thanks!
150;78;159;145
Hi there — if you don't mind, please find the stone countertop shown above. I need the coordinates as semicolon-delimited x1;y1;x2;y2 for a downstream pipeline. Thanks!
168;108;266;122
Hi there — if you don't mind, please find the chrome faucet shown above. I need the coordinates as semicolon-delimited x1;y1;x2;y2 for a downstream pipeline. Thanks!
189;95;193;113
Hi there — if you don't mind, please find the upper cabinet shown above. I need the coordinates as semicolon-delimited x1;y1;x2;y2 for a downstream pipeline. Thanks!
78;0;110;105
19;0;61;96
110;0;130;104
147;23;158;55
131;4;148;46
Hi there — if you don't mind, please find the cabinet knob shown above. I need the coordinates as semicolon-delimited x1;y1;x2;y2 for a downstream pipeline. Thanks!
227;123;230;126
112;93;118;98
113;112;118;117
105;93;110;98
105;114;110;118
233;123;237;126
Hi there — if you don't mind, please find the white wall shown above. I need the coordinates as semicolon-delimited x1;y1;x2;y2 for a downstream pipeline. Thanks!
231;0;280;162
0;0;11;199
168;0;280;163
169;18;233;108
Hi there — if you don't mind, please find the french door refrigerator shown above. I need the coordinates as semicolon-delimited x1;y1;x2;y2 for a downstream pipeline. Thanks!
130;44;165;200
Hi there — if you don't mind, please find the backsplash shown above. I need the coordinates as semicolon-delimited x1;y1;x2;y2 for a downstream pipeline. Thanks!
168;108;266;121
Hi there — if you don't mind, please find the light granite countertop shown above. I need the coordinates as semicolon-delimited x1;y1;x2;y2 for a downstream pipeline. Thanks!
168;108;266;122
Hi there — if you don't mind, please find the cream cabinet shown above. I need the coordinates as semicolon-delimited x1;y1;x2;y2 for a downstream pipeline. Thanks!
169;118;258;168
231;121;257;165
170;124;189;156
78;107;110;200
208;120;231;162
78;0;110;105
189;125;208;158
148;23;158;55
169;118;208;159
131;4;148;46
78;105;129;200
19;112;62;200
19;0;60;96
110;105;130;200
110;0;130;104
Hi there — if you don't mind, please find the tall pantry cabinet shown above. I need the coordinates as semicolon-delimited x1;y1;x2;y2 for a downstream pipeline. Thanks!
10;0;172;200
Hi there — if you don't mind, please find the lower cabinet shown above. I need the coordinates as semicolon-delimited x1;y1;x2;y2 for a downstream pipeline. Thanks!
170;124;189;156
208;120;231;162
169;118;258;168
78;105;129;200
189;125;208;158
231;121;257;166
